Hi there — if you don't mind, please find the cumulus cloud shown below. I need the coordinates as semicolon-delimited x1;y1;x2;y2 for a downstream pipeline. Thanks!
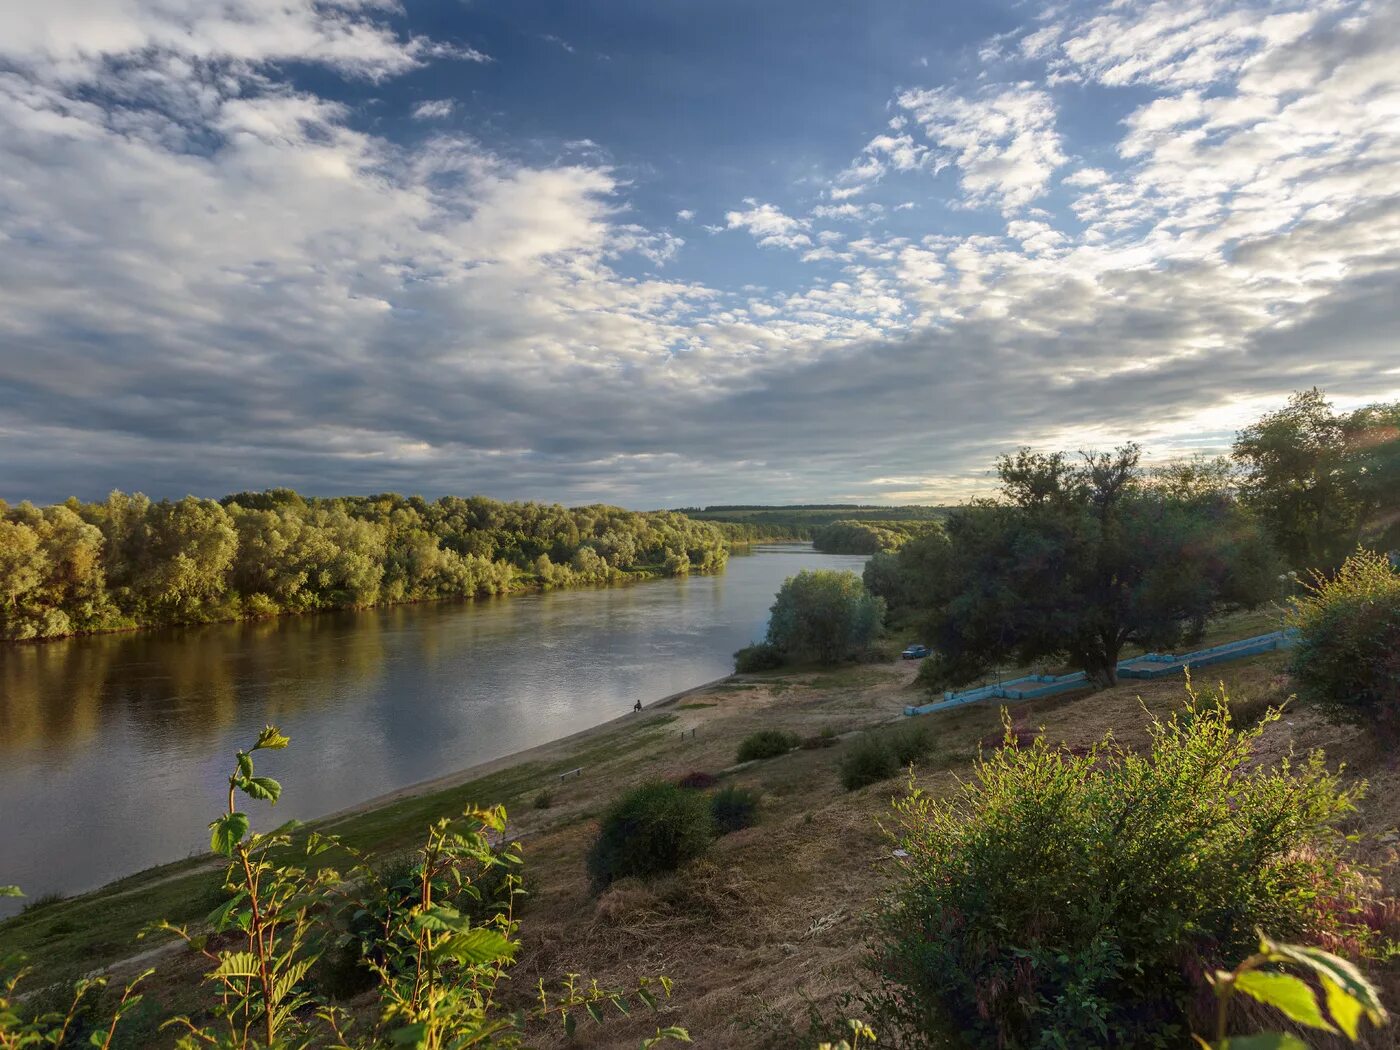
724;200;812;250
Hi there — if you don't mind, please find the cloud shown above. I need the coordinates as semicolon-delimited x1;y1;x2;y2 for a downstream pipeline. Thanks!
896;83;1067;212
412;99;455;120
0;0;1397;509
724;200;813;250
676;208;695;221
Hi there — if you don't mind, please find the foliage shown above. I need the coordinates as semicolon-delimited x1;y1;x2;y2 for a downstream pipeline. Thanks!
586;782;714;890
532;788;554;810
765;570;886;666
709;786;761;835
811;520;940;555
684;505;947;543
1288;549;1400;735
0;490;730;641
733;642;786;673
800;727;840;750
838;735;901;791
904;444;1278;688
872;688;1369;1049
886;724;932;766
1;732;689;1049
1199;933;1387;1048
1233;390;1400;572
736;729;800;763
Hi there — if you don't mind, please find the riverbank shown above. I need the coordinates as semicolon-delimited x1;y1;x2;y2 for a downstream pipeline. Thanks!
7;640;1398;1047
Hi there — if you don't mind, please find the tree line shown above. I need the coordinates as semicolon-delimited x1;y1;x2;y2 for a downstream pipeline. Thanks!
865;390;1400;689
0;490;730;642
811;519;940;555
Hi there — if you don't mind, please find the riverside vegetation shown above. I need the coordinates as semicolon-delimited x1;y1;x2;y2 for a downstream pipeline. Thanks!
4;389;1399;1046
0;491;729;642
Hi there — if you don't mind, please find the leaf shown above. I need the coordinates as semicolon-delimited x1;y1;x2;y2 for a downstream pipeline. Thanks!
211;951;261;979
0;886;22;897
585;1001;604;1024
388;1022;426;1046
236;752;253;778
433;927;517;965
209;812;250;856
254;726;290;751
1221;1035;1308;1050
1322;976;1366;1040
564;1012;576;1039
205;893;247;930
1260;938;1388;1036
1232;971;1334;1032
241;776;282;804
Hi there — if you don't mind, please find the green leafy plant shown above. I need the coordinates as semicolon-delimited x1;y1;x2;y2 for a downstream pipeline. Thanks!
0;729;690;1049
734;642;785;673
1288;548;1400;736
587;782;714;890
871;687;1372;1048
532;788;554;809
838;735;899;791
710;785;761;835
736;729;799;763
1198;933;1388;1048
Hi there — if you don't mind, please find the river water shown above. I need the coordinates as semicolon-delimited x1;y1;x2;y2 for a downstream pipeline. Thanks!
0;544;866;911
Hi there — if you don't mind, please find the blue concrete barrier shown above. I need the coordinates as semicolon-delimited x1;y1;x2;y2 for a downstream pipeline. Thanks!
903;629;1298;717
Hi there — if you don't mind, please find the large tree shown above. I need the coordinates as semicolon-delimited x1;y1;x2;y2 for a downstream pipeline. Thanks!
919;445;1277;687
1233;389;1400;570
766;569;885;665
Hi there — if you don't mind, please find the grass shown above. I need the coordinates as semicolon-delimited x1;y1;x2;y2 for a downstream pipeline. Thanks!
4;613;1369;1047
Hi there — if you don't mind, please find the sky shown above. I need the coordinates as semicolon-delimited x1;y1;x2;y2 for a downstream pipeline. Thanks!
1;0;1398;509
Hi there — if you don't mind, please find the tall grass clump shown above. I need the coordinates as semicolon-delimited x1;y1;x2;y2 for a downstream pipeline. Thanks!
870;688;1371;1048
1289;548;1400;736
587;781;714;889
736;729;799;763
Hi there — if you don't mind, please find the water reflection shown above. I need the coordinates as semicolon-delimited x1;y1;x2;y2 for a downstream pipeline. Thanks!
0;546;866;910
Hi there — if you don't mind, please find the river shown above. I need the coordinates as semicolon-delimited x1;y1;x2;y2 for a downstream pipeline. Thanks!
0;544;866;912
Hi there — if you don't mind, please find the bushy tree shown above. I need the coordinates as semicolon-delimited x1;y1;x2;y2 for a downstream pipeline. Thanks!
1234;390;1400;570
765;569;885;665
918;445;1277;687
1288;549;1400;735
872;690;1369;1048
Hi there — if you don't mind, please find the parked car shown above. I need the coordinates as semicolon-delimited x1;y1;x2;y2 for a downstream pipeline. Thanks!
901;644;930;660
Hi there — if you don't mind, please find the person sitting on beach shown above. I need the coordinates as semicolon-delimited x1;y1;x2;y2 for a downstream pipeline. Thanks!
633;699;642;712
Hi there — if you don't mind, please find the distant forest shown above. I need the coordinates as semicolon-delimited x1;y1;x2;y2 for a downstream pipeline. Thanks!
0;491;729;642
686;504;949;542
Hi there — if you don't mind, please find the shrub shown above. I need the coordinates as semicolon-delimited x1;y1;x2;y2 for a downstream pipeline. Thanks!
886;724;931;766
839;735;900;791
675;770;718;790
736;729;799;763
586;781;714;889
1288;549;1400;735
801;726;840;750
710;785;761;834
532;788;554;809
871;688;1368;1048
765;570;886;665
734;641;786;673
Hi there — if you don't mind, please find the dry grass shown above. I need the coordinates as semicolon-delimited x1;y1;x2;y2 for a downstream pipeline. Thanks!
12;651;1399;1047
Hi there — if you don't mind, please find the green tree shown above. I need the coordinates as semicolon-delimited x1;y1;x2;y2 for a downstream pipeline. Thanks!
920;445;1277;687
765;569;885;665
1231;389;1400;571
